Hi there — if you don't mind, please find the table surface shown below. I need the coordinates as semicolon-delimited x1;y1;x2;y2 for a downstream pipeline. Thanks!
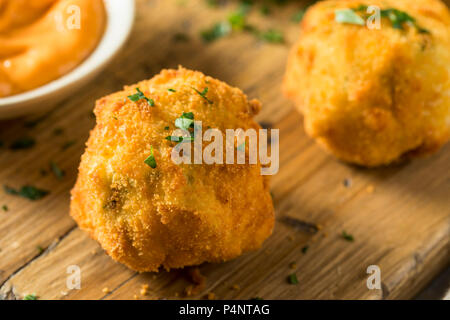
0;0;449;300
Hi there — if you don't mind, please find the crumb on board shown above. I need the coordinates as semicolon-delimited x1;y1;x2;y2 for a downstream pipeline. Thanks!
185;285;194;297
134;294;139;300
185;267;206;297
336;266;342;275
102;287;111;294
289;262;297;269
366;185;375;193
140;284;150;296
207;292;216;300
231;284;240;290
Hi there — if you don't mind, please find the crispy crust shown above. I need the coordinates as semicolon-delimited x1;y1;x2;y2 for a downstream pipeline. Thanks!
284;0;450;166
70;67;274;272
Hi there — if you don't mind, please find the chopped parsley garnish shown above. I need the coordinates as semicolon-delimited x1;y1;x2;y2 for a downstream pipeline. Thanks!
144;146;157;169
342;231;354;242
37;246;44;254
228;10;248;31
166;112;196;144
175;112;195;131
23;293;37;300
168;88;177;92
288;273;299;285
2;205;8;212
50;161;65;180
200;3;288;44
127;88;155;106
192;87;214;104
10;137;36;150
335;8;365;25
164;126;170;130
260;5;270;16
206;0;219;7
4;185;49;201
301;245;309;254
336;6;430;34
201;22;231;42
381;8;430;33
165;136;194;143
259;29;284;43
292;9;306;23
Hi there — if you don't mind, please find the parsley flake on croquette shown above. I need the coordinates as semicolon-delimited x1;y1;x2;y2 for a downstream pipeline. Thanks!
128;88;155;106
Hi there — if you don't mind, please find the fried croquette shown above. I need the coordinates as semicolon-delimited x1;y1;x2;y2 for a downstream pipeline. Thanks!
70;67;274;272
284;0;450;166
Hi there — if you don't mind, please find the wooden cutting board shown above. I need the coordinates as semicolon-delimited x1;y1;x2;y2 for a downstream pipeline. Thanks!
0;0;448;300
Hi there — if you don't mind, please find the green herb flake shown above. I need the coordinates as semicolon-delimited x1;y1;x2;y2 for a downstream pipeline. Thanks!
206;0;219;7
337;6;430;34
260;5;270;16
50;161;65;180
164;126;170;131
37;246;44;254
382;8;429;33
201;22;231;43
228;10;248;31
342;231;354;242
175;112;195;131
301;245;309;254
335;8;365;26
259;29;284;43
4;185;49;201
288;273;299;285
292;10;306;23
144;146;157;169
2;205;8;212
193;87;214;104
10;137;36;150
127;88;155;107
23;293;37;300
168;88;177;93
165;136;194;143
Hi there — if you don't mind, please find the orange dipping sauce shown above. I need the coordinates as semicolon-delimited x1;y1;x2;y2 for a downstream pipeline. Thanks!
0;0;106;97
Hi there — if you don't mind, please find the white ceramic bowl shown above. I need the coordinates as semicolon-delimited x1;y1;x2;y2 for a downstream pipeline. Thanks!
0;0;135;119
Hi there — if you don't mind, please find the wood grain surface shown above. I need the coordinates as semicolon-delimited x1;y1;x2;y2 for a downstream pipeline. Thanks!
0;0;449;300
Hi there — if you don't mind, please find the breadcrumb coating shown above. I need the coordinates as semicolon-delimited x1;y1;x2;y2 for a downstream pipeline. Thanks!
70;67;274;272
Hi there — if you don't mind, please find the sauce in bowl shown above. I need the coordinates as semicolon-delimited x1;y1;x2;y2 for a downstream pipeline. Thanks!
0;0;106;97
